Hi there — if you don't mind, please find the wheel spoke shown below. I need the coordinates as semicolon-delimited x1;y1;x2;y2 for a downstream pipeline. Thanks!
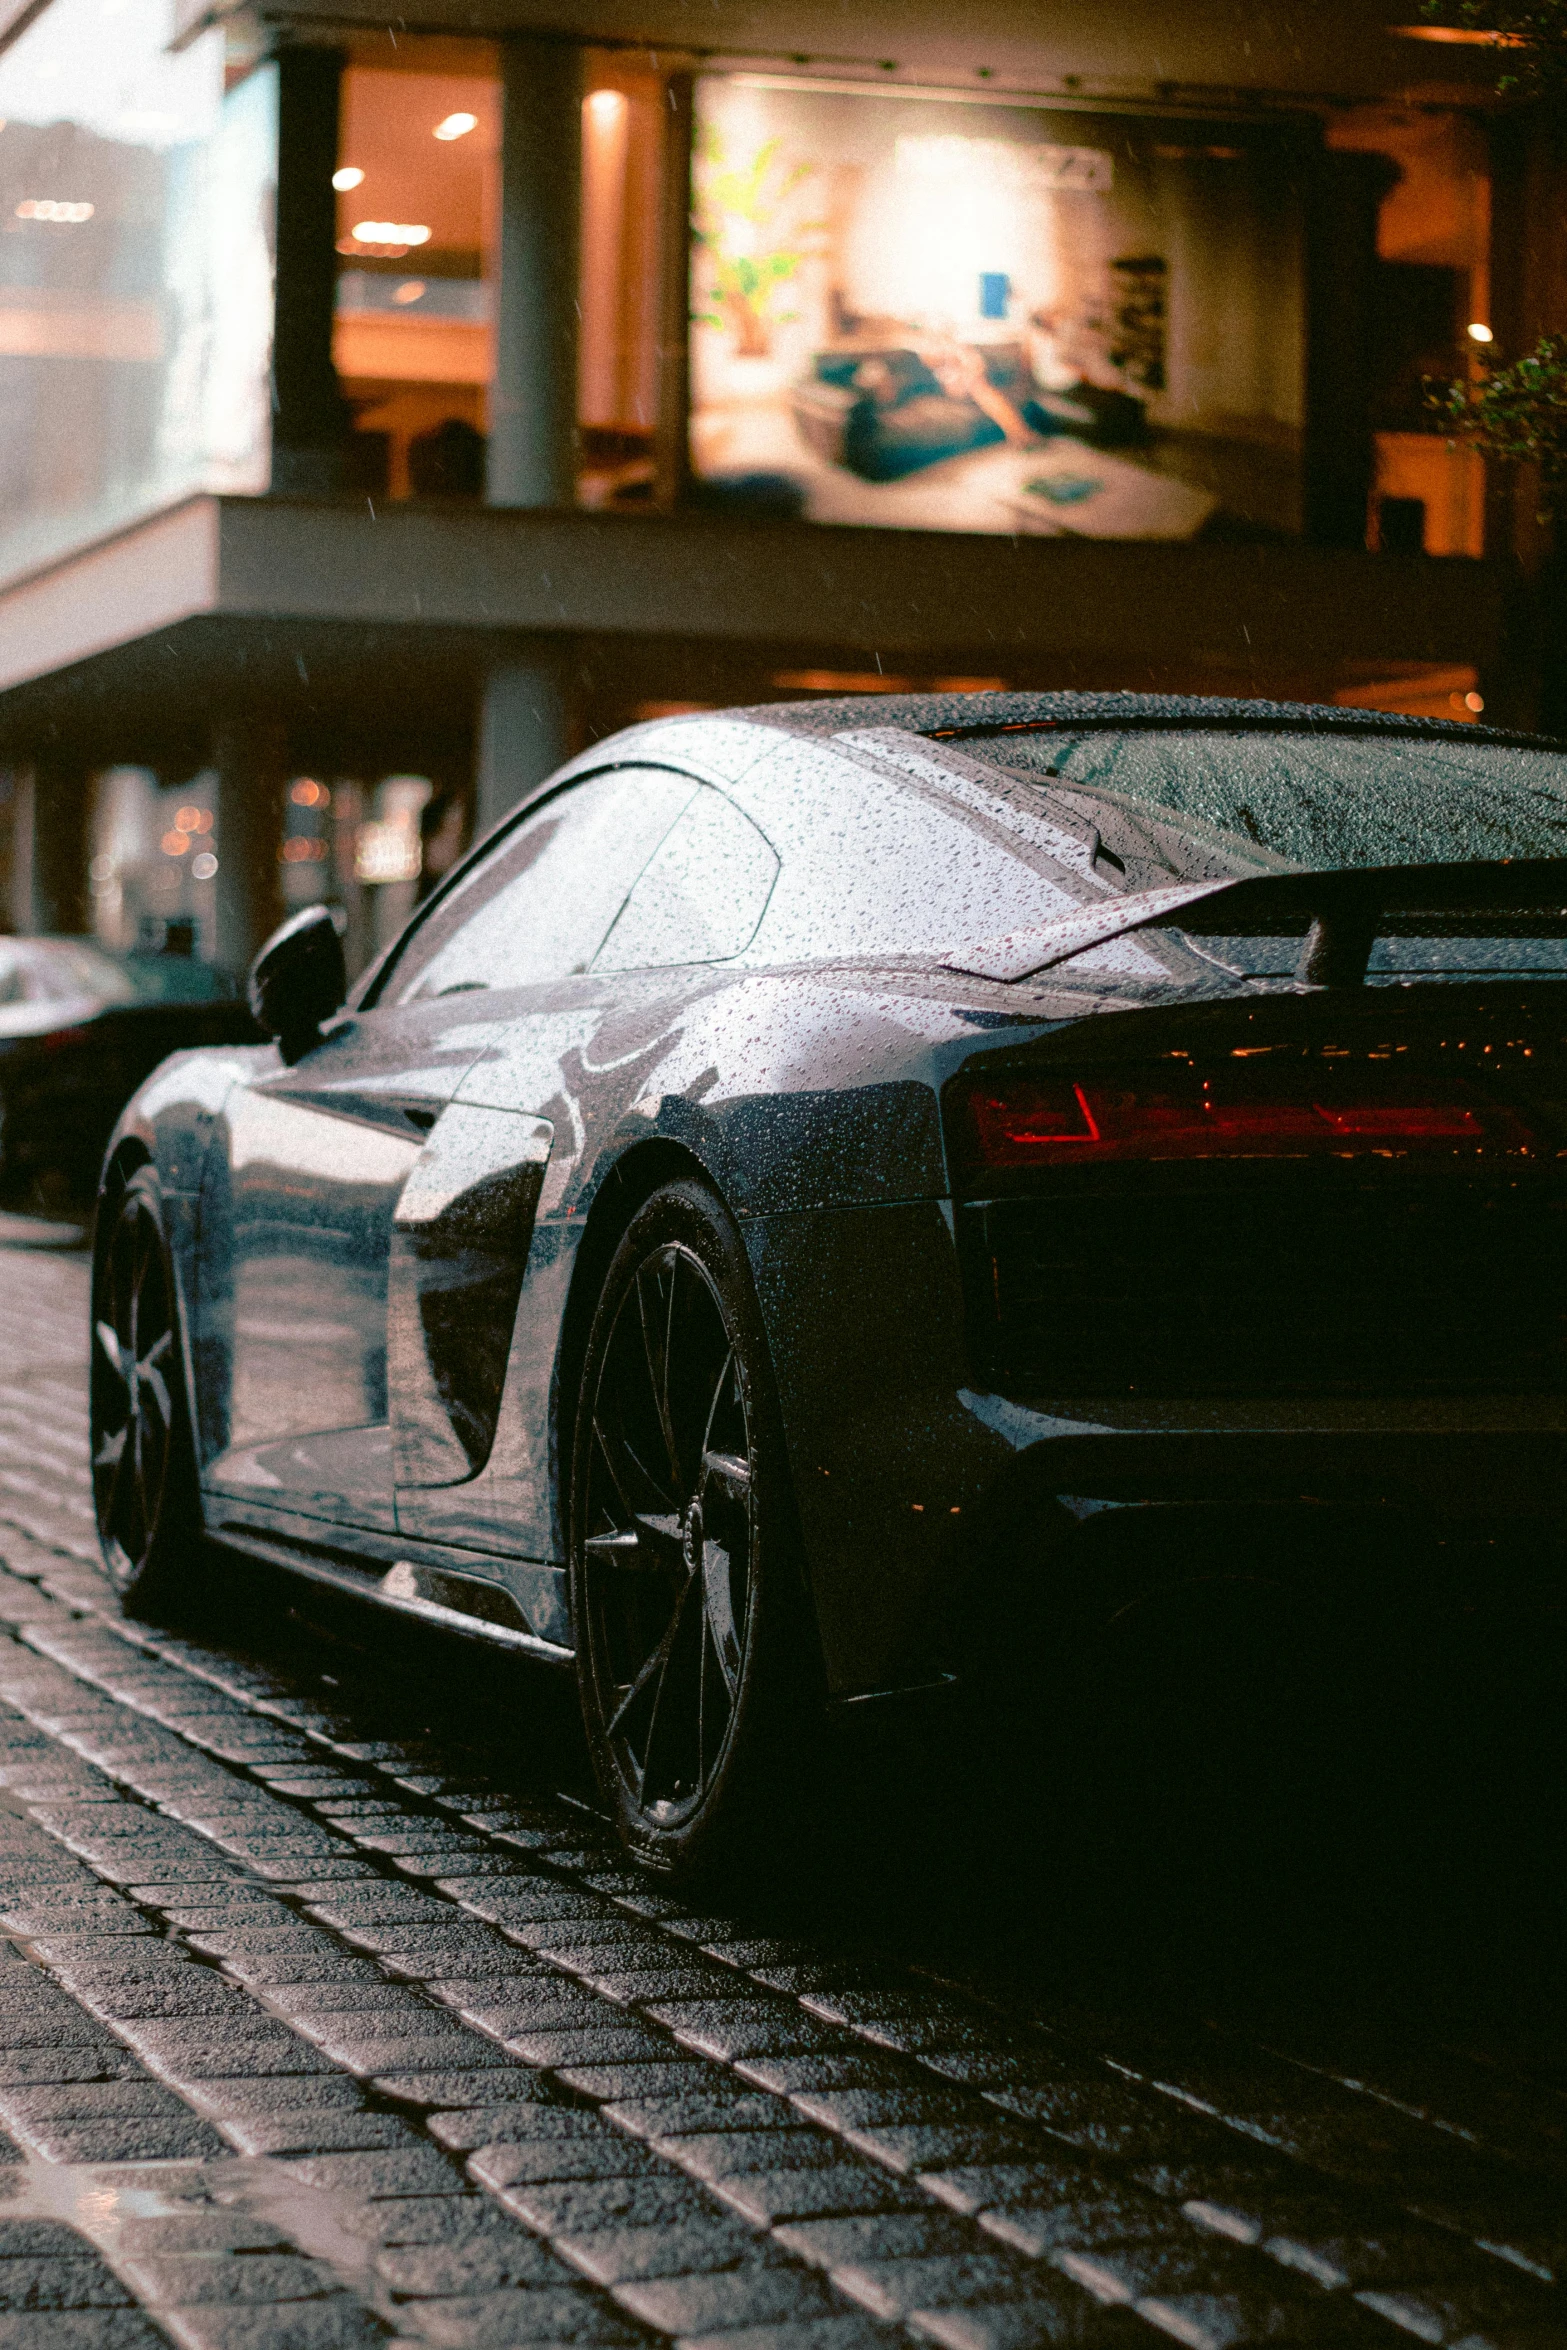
140;1363;173;1429
702;1449;750;1506
583;1511;685;1575
635;1261;683;1495
93;1423;127;1476
638;1575;703;1805
582;1530;645;1564
105;1438;133;1548
122;1402;145;1562
593;1411;673;1519
95;1320;129;1384
701;1538;743;1699
699;1347;733;1451
605;1585;687;1744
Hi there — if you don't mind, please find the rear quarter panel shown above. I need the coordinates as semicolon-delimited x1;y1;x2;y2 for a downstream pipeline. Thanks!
444;957;1064;1693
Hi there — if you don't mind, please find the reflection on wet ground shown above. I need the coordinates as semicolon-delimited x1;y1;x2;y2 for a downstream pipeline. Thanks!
0;1238;1564;2350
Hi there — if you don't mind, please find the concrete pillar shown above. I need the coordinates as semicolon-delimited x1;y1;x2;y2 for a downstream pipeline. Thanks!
213;721;287;978
1303;147;1401;550
654;71;694;513
490;35;582;509
25;758;93;935
476;658;572;839
270;44;351;497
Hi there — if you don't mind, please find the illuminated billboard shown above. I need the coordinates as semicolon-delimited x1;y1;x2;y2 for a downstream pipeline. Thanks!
690;79;1311;541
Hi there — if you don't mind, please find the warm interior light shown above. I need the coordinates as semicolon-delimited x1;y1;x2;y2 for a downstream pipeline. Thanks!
1389;22;1524;41
392;280;426;306
173;806;211;834
1467;321;1494;344
289;778;329;807
433;110;478;140
332;165;365;192
771;668;914;693
15;198;92;222
352;220;431;247
586;88;626;123
160;831;189;857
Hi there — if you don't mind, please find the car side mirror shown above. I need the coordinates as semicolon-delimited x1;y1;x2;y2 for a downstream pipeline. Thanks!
247;905;347;1064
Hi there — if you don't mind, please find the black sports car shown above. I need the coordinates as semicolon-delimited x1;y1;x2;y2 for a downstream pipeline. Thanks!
89;693;1567;1874
0;936;253;1209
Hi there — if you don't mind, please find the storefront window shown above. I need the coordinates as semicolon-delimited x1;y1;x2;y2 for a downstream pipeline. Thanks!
1330;107;1489;558
689;77;1310;542
335;45;665;509
335;52;497;500
0;0;274;588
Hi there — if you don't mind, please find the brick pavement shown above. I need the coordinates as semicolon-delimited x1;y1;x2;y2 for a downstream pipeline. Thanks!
0;1241;1558;2349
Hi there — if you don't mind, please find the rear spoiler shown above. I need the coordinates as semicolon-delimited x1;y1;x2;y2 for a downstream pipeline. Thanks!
943;859;1567;988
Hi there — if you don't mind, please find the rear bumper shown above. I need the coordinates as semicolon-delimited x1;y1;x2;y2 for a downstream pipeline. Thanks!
745;1198;1567;1699
968;1391;1567;1513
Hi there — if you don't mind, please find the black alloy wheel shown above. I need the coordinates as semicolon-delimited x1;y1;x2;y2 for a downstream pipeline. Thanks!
90;1164;199;1615
570;1178;816;1878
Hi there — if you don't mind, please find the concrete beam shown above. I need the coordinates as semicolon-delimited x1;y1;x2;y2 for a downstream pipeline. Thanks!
0;498;1513;750
171;0;1500;106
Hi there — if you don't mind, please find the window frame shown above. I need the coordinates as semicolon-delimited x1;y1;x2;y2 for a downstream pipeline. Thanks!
353;760;706;1012
590;784;780;975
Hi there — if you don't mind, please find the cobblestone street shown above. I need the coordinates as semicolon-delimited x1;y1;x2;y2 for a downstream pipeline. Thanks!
0;1237;1562;2350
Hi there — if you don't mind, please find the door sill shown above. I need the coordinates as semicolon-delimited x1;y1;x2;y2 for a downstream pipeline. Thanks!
208;1502;572;1664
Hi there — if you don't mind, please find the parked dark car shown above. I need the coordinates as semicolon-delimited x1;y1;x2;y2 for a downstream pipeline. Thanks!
89;693;1567;1875
0;936;255;1208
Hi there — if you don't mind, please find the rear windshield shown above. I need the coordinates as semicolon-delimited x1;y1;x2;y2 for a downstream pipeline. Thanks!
954;729;1567;871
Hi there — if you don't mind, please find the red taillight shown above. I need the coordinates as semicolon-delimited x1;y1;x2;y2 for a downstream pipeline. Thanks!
948;1069;1535;1174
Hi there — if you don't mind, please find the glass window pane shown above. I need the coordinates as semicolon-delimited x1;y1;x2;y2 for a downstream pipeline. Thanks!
690;77;1312;542
0;0;274;587
335;56;498;502
594;788;779;971
962;729;1567;870
393;769;695;999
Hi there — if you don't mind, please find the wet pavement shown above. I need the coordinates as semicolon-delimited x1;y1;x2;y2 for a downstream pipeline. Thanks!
0;1240;1564;2349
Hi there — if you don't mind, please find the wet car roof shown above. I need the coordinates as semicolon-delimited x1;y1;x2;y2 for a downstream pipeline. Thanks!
729;689;1562;754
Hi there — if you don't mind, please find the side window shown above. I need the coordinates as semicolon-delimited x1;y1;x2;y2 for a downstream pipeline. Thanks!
389;769;696;1003
593;788;779;974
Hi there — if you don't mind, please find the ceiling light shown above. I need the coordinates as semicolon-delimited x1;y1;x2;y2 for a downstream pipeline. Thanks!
352;219;431;247
15;198;93;222
433;111;477;140
1467;320;1494;343
332;164;364;191
1389;22;1524;40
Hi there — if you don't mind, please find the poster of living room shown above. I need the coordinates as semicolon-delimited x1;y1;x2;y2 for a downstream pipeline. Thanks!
688;75;1311;541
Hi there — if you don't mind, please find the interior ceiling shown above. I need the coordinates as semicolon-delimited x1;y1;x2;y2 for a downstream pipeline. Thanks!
338;70;495;257
228;1;1501;108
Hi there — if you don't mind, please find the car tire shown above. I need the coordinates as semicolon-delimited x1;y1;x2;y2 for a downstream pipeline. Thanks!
89;1163;202;1619
569;1176;820;1881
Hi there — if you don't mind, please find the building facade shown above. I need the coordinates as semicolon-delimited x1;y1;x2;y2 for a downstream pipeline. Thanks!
0;0;1559;977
